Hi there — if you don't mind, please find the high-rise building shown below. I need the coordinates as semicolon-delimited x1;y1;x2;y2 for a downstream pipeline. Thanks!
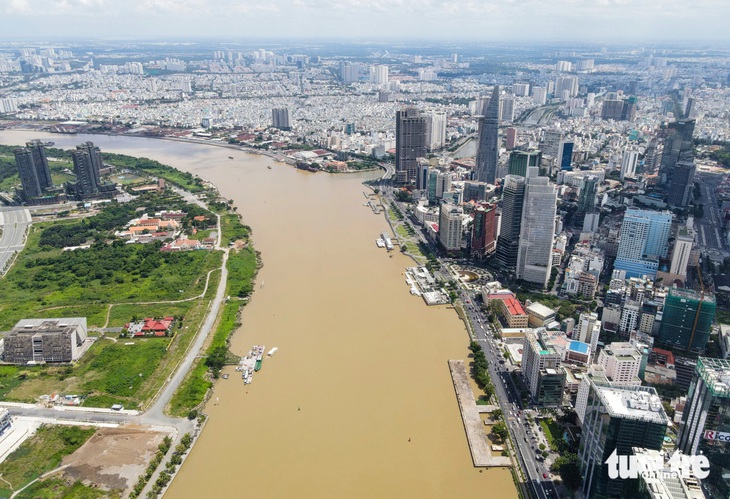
25;140;52;189
370;64;388;85
339;61;358;83
500;96;515;122
463;181;490;203
532;86;547;105
475;85;500;184
471;203;496;258
579;383;668;498
577;175;599;215
14;147;42;200
395;108;427;185
542;129;563;158
416;160;429;191
658;288;715;353
677;357;730;499
512;83;530;96
507;150;541;177
555;76;579;98
557;140;574;170
516;175;557;288
660;119;695;177
425;112;447;151
614;208;672;279
495;175;526;270
438;202;463;254
668;160;696;207
576;312;601;357
71;142;103;197
620;150;639;180
670;226;695;277
601;97;637;121
522;329;565;406
271;108;291;130
505;127;517;150
596;342;643;383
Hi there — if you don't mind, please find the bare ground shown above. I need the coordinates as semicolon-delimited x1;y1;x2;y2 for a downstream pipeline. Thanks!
59;425;167;494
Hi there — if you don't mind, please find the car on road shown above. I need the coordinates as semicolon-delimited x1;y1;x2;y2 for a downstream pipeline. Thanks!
543;473;548;479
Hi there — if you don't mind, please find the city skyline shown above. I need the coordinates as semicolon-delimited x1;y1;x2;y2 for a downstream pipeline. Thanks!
1;0;730;42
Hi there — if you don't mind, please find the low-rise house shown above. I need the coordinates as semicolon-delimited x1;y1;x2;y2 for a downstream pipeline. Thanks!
125;317;175;337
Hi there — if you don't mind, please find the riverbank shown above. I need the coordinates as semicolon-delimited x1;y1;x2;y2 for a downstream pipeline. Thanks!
0;130;517;498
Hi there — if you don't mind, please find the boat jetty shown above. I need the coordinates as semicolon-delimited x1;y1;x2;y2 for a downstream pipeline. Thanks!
378;232;394;251
235;345;265;384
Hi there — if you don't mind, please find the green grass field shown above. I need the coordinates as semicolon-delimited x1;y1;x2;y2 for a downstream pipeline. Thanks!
16;478;117;499
540;419;562;449
226;247;257;298
107;302;193;328
220;213;250;247
0;425;96;498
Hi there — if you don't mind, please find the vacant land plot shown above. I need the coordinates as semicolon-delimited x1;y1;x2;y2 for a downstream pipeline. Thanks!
15;478;116;499
0;425;96;498
107;302;192;328
58;426;166;496
4;338;168;409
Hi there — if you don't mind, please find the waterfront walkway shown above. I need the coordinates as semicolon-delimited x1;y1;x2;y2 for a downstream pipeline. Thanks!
448;360;511;468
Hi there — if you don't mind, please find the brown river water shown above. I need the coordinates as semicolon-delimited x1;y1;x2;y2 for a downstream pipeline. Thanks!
0;131;516;499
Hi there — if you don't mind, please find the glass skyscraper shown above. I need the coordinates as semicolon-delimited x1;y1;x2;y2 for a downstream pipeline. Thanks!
613;208;672;279
475;85;500;184
516;176;557;288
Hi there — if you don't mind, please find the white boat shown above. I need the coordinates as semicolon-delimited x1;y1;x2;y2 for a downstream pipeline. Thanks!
376;239;385;248
267;347;278;357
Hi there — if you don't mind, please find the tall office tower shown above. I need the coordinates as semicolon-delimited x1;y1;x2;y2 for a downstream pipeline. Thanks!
507;150;541;177
25;140;52;189
677;357;730;499
463;181;489;203
557;140;574;170
660;119;695;177
14;148;42;200
620;149;639;180
644;138;661;173
583;212;600;233
580;383;668;498
542;129;563;158
522;329;565;406
670;226;695;276
435;172;452;200
614;208;672;279
339;61;358;83
596;342;642;383
427;170;438;204
576;312;601;356
271;108;291;130
516;176;557;288
425;112;447;151
416;160;429;191
394;108;427;185
505;127;517;150
577;175;599;215
471;203;497;258
512;83;530;96
475;85;500;184
623;96;638;121
438;203;463;254
658;288;715;353
554;76;579;97
496;175;526;270
532;86;547;105
500;96;515;122
71;142;103;196
668;160;696;207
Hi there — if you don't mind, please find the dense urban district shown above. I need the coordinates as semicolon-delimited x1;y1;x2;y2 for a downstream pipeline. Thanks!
0;40;730;499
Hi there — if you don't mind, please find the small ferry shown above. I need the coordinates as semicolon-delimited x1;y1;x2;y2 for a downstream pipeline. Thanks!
267;165;272;169
228;156;233;159
376;239;385;248
267;347;278;357
254;345;265;371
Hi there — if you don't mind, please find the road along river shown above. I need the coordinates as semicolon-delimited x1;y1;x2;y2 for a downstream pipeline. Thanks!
0;131;516;499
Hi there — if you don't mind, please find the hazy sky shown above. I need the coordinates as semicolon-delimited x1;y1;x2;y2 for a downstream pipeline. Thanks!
1;0;729;42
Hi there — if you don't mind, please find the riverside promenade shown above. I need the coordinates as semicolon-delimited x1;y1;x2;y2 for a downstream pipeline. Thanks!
448;360;511;468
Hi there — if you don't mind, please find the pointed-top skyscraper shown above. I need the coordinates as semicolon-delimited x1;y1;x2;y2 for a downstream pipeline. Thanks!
475;85;500;184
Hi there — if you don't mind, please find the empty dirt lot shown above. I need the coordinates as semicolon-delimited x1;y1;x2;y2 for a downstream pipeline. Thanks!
59;425;168;494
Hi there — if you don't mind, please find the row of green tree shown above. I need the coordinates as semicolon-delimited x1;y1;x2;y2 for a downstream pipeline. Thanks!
469;341;494;400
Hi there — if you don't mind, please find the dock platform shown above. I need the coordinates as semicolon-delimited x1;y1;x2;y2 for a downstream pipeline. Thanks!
448;360;511;468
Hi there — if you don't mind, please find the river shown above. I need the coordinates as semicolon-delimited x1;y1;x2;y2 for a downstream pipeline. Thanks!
0;131;516;498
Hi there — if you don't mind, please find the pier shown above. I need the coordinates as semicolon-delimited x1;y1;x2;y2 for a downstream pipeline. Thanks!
448;360;511;468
